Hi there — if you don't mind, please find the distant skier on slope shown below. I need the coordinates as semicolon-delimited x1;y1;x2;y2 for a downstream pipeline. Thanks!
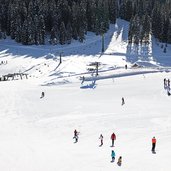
164;78;167;88
111;133;116;147
81;76;85;84
117;156;122;166
121;97;125;105
40;91;45;98
168;79;170;88
151;136;156;153
73;129;79;143
99;134;103;146
111;150;116;162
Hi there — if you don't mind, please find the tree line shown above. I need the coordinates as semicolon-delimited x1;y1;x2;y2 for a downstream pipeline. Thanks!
120;0;171;45
0;0;171;45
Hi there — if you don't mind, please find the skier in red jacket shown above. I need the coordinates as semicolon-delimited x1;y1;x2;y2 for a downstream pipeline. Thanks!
151;136;156;153
111;133;116;147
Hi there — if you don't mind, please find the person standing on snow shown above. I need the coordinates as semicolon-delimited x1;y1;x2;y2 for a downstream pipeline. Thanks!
168;79;170;88
81;76;85;84
40;91;45;98
117;156;122;166
74;129;77;137
99;134;103;146
121;97;125;105
164;78;167;88
111;133;116;147
111;150;116;162
151;136;156;153
73;129;79;143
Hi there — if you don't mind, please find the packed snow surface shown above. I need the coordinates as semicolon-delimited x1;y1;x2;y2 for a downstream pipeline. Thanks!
0;19;171;171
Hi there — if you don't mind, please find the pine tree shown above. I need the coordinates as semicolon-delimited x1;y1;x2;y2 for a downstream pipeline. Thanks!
34;14;40;45
15;14;22;43
9;3;18;39
0;23;2;39
50;26;59;45
162;17;169;43
151;3;163;41
108;0;117;24
95;0;110;35
103;0;110;31
125;0;133;21
78;0;87;42
86;0;96;31
21;18;29;45
141;13;151;44
128;16;134;44
120;0;133;21
132;15;140;44
39;14;45;44
59;21;66;45
66;21;72;44
71;2;78;40
27;14;35;45
47;0;57;32
119;0;126;20
167;19;171;43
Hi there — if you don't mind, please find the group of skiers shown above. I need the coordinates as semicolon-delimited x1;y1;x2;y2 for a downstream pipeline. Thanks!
164;78;170;88
111;150;122;166
73;130;122;166
0;60;7;65
110;133;122;166
109;133;122;165
99;132;116;147
73;129;157;165
164;78;171;96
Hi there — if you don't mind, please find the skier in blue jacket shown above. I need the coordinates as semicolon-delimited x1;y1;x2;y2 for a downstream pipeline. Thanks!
111;150;116;162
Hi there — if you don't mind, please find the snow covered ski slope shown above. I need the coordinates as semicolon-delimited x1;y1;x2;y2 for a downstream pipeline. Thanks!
0;19;171;171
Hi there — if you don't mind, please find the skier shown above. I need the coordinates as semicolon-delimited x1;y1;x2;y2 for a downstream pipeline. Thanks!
40;91;45;98
117;156;122;166
121;97;125;105
164;78;166;87
99;134;103;146
111;133;116;147
81;76;85;84
111;150;116;162
73;129;79;143
151;136;156;153
168;79;170;88
74;129;77;136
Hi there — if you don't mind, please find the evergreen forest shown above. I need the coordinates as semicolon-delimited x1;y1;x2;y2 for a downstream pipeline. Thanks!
0;0;171;45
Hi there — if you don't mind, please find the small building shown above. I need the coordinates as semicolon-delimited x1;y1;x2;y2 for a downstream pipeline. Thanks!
131;62;142;68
